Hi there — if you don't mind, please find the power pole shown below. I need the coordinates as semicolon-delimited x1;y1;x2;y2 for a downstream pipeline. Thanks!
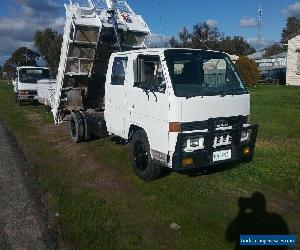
258;0;263;48
159;0;163;47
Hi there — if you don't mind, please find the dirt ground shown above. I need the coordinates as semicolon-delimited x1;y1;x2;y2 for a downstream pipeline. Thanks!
29;112;133;197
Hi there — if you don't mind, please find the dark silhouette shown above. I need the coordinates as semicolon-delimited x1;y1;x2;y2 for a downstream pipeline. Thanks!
226;192;290;250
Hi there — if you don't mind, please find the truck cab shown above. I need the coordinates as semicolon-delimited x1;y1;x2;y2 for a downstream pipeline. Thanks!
104;48;258;181
14;66;51;105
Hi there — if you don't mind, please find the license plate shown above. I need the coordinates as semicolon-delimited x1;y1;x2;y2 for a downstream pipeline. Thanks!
213;149;232;162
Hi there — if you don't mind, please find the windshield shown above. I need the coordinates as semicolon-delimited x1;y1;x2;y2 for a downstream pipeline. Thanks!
164;50;248;98
19;68;50;83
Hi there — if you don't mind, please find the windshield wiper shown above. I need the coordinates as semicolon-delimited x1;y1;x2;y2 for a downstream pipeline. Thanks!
185;88;244;99
220;90;227;97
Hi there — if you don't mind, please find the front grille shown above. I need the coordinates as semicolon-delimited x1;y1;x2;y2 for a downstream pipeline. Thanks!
28;91;37;95
181;121;208;131
213;134;232;148
181;116;247;132
213;117;245;130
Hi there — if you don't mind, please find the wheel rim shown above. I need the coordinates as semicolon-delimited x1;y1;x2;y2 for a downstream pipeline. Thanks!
134;141;148;171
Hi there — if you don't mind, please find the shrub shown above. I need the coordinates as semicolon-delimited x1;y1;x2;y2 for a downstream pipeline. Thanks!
235;56;259;87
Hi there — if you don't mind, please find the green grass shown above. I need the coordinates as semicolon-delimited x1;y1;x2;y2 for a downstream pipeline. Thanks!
0;80;299;249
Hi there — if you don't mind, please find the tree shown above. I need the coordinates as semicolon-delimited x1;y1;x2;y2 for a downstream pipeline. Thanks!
219;36;256;56
281;16;300;43
235;57;259;87
264;43;285;58
191;23;221;50
10;47;38;67
0;65;2;79
170;23;255;56
170;22;222;50
179;27;192;48
34;28;62;74
3;47;39;79
169;37;181;48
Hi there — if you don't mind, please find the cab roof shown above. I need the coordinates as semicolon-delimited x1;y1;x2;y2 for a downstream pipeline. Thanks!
112;48;229;57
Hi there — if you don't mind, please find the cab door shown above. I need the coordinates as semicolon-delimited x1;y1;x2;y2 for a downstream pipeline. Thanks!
126;55;169;156
105;57;128;137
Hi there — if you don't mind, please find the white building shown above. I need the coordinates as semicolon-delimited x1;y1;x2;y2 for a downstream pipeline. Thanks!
286;35;300;86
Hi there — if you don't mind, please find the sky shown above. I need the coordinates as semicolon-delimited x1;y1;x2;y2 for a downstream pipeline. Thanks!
0;0;300;65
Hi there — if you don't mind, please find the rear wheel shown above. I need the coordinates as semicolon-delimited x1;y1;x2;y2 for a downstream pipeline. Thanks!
70;112;85;143
130;130;161;181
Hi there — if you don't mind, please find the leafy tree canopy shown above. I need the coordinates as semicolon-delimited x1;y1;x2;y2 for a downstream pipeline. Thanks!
264;43;285;58
281;16;300;43
34;28;62;74
170;23;256;56
3;47;39;79
219;36;256;57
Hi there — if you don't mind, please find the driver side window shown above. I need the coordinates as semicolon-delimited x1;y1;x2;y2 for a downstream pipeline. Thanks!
134;56;166;93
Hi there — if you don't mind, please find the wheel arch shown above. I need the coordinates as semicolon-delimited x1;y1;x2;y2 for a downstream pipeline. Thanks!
128;124;144;142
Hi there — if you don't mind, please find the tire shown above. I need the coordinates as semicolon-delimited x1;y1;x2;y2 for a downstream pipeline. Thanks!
130;130;161;181
243;153;254;163
70;112;85;143
16;93;23;106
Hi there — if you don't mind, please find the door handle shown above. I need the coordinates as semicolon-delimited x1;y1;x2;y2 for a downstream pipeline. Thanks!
129;104;135;111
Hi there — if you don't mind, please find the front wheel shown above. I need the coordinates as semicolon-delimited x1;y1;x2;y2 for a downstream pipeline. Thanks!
15;93;23;105
130;130;161;182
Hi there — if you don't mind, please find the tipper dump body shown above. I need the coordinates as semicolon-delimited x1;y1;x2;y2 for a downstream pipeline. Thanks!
51;0;150;124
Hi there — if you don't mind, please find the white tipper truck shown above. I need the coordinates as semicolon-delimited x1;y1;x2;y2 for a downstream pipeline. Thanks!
51;0;258;181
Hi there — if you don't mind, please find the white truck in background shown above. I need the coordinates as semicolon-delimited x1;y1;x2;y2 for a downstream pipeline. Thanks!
13;66;52;105
50;0;258;181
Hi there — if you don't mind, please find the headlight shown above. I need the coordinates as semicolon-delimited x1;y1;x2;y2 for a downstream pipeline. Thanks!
19;90;29;95
183;136;205;152
190;138;200;147
241;129;251;142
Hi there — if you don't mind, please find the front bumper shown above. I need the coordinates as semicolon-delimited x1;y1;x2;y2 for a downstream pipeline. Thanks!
18;91;38;102
172;124;258;171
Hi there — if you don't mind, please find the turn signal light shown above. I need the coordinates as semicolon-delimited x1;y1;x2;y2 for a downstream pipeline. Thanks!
182;157;193;166
169;122;181;132
243;147;251;155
